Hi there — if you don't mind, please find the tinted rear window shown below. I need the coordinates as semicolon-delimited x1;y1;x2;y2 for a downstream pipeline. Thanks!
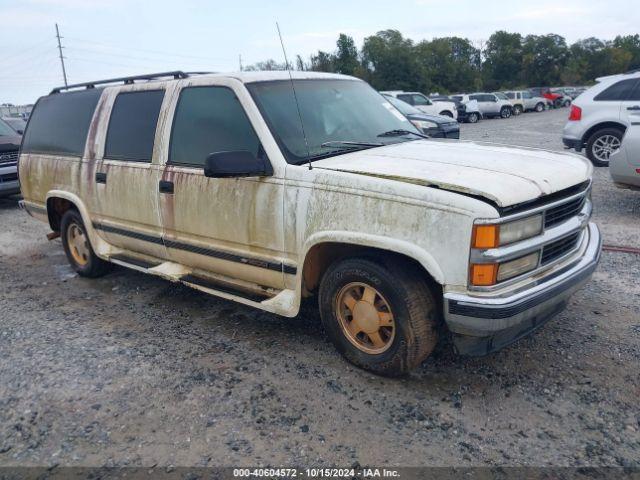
22;89;102;156
594;79;638;101
105;90;164;162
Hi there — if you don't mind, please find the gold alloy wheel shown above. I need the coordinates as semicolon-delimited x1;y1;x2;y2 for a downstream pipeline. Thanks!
336;282;395;354
67;222;90;266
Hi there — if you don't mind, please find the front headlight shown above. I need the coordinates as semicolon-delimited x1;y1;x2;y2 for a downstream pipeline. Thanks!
411;119;438;130
472;214;543;249
496;252;540;282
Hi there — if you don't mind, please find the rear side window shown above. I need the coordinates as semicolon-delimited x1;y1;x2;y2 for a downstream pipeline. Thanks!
594;79;638;101
22;88;101;156
169;86;260;168
105;90;164;162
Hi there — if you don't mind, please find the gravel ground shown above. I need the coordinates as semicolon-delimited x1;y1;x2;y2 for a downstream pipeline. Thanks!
1;108;639;469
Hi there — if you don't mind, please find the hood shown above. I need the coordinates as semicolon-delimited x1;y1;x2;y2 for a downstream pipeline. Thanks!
0;135;21;152
312;140;592;208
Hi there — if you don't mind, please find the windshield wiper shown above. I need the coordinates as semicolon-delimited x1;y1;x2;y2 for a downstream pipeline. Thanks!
377;129;430;139
320;140;384;149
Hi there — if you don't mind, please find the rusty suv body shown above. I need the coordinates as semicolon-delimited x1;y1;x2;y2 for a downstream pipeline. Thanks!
19;71;601;376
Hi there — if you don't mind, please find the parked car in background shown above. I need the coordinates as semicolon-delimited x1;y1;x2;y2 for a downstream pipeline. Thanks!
563;70;640;166
456;93;512;119
2;116;27;135
530;87;565;108
431;95;481;123
19;70;600;376
502;90;547;114
384;94;460;139
381;91;458;119
610;124;640;189
551;88;573;107
0;118;21;197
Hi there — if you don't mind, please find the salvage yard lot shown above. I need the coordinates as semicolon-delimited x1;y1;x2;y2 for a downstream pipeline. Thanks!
1;108;639;467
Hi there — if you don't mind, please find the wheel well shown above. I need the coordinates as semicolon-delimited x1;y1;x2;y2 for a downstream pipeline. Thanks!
581;122;626;145
301;242;441;297
439;110;452;116
46;197;77;232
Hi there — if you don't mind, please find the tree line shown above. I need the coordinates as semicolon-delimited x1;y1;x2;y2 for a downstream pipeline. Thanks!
244;30;640;94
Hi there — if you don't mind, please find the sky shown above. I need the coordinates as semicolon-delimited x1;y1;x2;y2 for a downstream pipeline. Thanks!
1;0;639;105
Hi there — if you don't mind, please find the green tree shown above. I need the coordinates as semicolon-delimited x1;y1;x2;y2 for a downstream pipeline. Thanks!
415;37;481;93
612;34;640;70
521;34;570;85
482;31;523;90
309;51;336;72
361;30;420;91
334;34;359;75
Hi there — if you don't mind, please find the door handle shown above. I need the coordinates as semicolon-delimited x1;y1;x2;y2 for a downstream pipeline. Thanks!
627;105;640;111
159;180;174;194
95;172;107;184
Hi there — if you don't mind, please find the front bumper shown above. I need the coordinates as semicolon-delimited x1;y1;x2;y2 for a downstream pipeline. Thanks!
0;164;20;197
443;222;602;356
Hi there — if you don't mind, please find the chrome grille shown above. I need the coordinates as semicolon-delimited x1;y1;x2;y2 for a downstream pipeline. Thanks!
541;232;581;265
544;196;586;228
0;150;18;166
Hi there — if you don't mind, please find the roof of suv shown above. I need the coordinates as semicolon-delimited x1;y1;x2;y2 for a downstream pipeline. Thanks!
51;71;359;95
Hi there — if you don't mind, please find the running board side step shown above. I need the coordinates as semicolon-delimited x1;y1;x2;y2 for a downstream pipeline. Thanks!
105;254;299;316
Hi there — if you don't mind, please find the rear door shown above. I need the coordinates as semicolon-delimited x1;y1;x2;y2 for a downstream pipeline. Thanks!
91;86;170;260
620;79;640;127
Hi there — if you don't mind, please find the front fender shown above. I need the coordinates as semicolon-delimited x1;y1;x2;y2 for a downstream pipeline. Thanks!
301;230;446;284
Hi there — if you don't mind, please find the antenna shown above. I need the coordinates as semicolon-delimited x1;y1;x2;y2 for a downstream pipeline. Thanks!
276;22;311;170
55;23;68;87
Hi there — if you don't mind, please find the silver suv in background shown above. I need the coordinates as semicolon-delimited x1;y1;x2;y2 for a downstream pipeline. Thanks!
381;91;458;119
458;93;513;119
610;123;640;189
563;71;640;166
502;90;547;114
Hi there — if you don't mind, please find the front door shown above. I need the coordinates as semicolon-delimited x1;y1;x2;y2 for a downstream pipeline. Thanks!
92;88;168;260
157;83;286;290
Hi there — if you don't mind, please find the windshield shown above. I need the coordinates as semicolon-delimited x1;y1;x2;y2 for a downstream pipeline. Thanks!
3;118;26;131
384;95;421;115
0;119;16;136
494;92;508;100
248;79;420;164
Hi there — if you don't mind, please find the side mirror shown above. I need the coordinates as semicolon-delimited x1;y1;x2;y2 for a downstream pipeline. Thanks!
204;150;273;178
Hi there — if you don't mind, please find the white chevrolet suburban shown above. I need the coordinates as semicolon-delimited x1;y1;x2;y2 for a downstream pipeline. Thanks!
19;71;601;376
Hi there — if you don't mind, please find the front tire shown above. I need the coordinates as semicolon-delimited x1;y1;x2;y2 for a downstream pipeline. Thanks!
467;112;479;123
61;209;112;278
500;106;512;118
563;99;571;107
319;257;439;376
513;105;523;115
535;102;545;112
586;128;623;167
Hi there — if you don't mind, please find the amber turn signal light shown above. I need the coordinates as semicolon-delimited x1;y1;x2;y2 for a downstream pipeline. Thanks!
472;225;499;249
470;264;498;286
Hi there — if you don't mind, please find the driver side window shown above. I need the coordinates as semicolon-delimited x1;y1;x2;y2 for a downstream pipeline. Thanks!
169;86;260;168
412;94;431;106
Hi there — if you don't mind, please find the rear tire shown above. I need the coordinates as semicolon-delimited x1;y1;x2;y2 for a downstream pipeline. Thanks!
586;128;623;167
60;209;112;278
513;105;523;115
535;102;545;112
319;257;439;377
563;99;571;107
467;112;479;123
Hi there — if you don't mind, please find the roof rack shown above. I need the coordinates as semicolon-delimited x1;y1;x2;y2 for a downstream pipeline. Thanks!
50;71;191;94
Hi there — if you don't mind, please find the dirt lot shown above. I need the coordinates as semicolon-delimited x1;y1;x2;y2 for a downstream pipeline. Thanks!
1;108;639;469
